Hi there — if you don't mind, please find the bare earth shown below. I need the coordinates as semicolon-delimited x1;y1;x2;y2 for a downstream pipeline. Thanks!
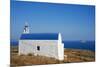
10;46;95;66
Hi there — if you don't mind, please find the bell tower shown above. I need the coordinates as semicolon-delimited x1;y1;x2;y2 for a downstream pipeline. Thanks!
23;22;30;34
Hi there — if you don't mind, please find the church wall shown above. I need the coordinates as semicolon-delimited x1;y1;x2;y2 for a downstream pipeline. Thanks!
57;43;64;60
19;40;62;60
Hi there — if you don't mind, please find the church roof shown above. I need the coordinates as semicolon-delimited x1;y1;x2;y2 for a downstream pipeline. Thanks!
20;33;58;40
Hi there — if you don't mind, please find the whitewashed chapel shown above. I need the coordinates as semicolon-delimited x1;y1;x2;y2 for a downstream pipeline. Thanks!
19;23;64;60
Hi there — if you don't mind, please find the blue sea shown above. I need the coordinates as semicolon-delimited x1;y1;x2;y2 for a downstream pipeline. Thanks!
63;41;95;51
11;41;95;52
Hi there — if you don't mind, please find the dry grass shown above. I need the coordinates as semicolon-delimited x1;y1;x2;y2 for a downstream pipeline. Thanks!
64;49;95;63
11;54;62;66
10;46;95;66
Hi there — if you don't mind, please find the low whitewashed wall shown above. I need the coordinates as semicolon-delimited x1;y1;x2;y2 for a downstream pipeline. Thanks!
19;40;63;60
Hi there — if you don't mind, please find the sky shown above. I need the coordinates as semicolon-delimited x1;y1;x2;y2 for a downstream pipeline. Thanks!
11;0;95;41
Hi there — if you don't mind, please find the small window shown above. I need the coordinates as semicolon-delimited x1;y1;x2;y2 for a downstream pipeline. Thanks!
37;46;40;51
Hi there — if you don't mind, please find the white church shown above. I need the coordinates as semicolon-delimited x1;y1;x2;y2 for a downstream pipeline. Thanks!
19;23;64;60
